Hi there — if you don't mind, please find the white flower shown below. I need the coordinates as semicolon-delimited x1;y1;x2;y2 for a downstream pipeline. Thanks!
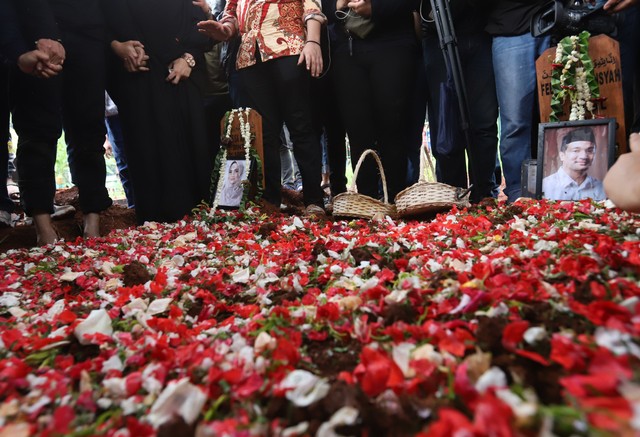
74;309;113;345
148;379;207;428
279;370;330;407
316;406;359;437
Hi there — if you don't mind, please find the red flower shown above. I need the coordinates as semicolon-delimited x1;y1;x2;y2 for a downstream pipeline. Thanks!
560;373;619;398
550;334;586;371
426;408;474;437
354;347;404;397
50;405;75;436
501;321;530;350
473;393;515;437
316;302;340;321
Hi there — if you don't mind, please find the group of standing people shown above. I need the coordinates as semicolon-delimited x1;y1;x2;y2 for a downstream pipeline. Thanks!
1;0;639;246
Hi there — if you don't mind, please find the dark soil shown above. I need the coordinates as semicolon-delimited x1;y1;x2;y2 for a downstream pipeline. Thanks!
305;336;363;377
0;186;311;253
0;187;137;252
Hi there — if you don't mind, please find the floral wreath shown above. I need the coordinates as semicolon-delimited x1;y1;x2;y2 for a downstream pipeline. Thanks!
550;31;601;122
209;108;263;213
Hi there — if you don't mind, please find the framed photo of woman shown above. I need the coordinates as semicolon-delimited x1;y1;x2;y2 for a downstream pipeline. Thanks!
218;160;247;208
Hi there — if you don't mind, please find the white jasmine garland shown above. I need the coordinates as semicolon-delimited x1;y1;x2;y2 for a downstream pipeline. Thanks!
552;32;599;121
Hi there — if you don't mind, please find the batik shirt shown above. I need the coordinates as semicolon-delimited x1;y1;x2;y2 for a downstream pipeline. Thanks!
222;0;325;69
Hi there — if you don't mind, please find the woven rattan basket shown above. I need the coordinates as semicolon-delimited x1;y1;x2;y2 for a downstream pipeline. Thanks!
333;149;397;219
395;145;471;217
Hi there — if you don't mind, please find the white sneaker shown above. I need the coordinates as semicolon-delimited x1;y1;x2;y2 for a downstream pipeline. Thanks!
0;210;11;227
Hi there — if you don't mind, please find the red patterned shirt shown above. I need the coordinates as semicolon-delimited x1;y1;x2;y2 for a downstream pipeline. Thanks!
222;0;325;70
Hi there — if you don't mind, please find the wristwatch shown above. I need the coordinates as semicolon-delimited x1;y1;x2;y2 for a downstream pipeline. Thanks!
181;53;196;68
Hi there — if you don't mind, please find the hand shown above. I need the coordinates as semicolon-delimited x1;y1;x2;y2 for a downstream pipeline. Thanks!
197;20;234;41
336;0;349;9
604;133;640;212
17;50;62;78
192;0;212;16
298;42;323;77
603;0;638;12
35;38;65;65
103;137;114;158
166;57;192;84
111;40;150;72
347;0;372;18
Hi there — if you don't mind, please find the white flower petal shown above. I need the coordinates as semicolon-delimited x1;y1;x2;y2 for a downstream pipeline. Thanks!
74;309;113;345
148;378;207;427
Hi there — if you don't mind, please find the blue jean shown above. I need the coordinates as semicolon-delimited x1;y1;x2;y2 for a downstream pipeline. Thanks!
280;124;302;191
492;33;550;201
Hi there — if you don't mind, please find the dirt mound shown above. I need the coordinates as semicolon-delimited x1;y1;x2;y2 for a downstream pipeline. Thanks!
0;186;309;252
0;187;137;252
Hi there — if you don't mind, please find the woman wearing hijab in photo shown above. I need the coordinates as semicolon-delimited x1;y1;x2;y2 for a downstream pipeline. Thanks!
219;160;245;206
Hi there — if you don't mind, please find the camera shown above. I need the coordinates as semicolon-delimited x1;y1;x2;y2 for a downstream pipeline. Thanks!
531;0;617;38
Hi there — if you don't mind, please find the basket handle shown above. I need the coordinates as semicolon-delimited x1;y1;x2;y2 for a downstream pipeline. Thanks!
419;144;436;183
348;149;390;204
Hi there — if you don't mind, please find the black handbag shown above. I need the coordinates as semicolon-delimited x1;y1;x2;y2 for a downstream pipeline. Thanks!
336;9;375;39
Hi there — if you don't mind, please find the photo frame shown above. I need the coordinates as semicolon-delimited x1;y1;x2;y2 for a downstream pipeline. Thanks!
536;118;616;201
218;159;248;208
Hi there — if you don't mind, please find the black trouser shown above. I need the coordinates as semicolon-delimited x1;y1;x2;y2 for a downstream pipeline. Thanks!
238;55;323;207
1;66;14;214
10;30;111;216
311;71;347;196
332;45;416;201
423;32;499;202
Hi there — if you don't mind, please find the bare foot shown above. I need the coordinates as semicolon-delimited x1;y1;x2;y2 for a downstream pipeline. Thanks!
33;213;58;246
83;213;100;239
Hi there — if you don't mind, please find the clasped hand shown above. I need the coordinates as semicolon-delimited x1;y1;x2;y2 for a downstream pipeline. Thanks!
166;57;192;84
17;49;62;79
111;40;150;73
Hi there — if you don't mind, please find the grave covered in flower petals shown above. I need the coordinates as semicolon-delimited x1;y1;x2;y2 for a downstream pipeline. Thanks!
0;199;638;436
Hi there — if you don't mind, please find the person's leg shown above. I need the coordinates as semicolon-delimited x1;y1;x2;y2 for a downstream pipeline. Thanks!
312;71;346;196
460;32;499;202
492;33;550;202
271;56;323;207
238;60;285;207
407;48;428;186
62;31;112;229
0;66;14;222
280;125;299;190
332;52;378;198
10;69;61;244
368;45;415;200
423;34;468;188
105;114;135;208
618;6;640;137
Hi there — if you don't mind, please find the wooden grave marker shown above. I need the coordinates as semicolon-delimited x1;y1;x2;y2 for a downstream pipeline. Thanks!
219;108;265;187
536;34;626;153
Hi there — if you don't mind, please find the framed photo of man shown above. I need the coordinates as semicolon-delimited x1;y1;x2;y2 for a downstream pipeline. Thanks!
536;118;616;201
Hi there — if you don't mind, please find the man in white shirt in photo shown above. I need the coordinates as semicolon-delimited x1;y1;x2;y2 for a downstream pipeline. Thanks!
542;127;606;201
